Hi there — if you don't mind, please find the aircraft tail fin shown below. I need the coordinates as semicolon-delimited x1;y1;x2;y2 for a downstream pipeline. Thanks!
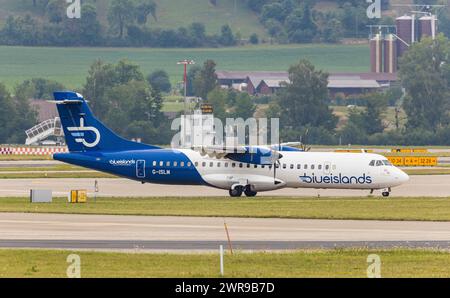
53;91;159;152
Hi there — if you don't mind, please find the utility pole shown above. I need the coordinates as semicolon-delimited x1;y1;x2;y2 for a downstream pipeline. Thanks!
177;60;195;147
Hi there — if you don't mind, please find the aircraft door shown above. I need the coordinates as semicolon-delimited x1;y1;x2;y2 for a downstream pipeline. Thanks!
136;160;146;178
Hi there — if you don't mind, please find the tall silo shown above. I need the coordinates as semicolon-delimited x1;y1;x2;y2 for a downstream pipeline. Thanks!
419;15;437;40
384;34;397;73
370;33;383;73
396;15;414;58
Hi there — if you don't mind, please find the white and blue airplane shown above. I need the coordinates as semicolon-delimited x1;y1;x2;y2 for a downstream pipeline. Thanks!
52;91;409;197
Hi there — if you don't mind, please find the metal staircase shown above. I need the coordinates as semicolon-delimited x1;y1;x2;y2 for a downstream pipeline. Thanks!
25;117;64;145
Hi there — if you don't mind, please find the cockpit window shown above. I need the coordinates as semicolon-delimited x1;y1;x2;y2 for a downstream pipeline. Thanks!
383;160;392;166
369;160;375;166
376;160;383;166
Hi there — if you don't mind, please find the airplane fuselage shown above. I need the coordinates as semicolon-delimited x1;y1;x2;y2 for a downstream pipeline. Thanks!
54;149;409;194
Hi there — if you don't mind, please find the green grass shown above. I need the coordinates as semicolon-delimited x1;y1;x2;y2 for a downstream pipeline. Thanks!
1;248;450;277
0;44;369;90
3;197;450;221
404;168;450;175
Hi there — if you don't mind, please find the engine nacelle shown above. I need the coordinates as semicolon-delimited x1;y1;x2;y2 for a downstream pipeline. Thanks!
203;174;286;191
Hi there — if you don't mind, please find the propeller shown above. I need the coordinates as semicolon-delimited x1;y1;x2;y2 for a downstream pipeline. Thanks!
270;149;282;184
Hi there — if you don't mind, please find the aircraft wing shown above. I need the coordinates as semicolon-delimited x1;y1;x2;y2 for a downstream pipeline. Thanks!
191;145;282;165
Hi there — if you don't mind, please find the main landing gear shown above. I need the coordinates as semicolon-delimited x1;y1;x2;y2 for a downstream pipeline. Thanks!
229;185;257;198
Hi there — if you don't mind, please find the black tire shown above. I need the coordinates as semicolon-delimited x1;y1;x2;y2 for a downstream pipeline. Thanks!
244;186;257;197
229;186;243;197
382;192;390;197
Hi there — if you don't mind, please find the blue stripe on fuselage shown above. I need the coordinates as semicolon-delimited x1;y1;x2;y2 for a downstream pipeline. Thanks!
53;149;205;185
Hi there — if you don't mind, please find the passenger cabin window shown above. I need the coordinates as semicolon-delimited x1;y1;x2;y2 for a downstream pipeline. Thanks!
283;164;287;169
239;163;243;168
325;165;330;170
311;165;315;170
202;162;206;167
225;163;229;168
232;163;236;168
210;162;214;167
217;162;221;167
166;161;170;167
153;161;157;166
180;162;185;167
174;161;178;167
159;161;164;167
187;162;192;167
304;165;308;170
318;165;322;170
297;164;301;170
290;164;294;169
195;162;199;167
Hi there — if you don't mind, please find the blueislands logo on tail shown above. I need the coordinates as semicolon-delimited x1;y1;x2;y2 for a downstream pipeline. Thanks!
53;91;160;153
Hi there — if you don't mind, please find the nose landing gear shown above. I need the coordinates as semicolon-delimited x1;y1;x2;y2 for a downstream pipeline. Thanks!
382;187;392;197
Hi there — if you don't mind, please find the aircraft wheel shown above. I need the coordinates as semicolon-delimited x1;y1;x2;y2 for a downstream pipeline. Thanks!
244;186;257;197
382;191;390;197
229;186;243;197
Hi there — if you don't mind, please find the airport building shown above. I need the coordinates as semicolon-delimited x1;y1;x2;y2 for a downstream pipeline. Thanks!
217;71;397;97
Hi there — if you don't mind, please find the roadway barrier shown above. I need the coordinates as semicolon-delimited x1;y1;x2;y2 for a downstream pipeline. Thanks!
386;156;438;167
391;148;429;153
0;146;68;155
334;149;374;153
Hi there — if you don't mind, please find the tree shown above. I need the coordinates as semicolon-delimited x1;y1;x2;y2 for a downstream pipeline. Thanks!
83;59;143;115
46;0;65;24
219;25;236;46
399;34;450;131
135;0;157;24
15;78;65;100
230;93;256;120
0;83;37;144
186;65;201;96
274;59;337;131
206;88;229;121
147;70;171;93
108;0;135;38
249;33;259;44
285;6;317;43
193;60;218;99
82;59;171;144
0;84;16;142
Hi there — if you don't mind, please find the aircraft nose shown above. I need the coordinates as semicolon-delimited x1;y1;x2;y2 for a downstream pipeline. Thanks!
397;169;410;183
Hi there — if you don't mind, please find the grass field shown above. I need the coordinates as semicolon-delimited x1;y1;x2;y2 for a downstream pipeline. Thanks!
0;44;369;90
1;248;449;278
3;196;450;221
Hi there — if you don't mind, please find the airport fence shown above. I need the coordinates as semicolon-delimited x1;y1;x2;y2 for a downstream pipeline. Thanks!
0;146;68;155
